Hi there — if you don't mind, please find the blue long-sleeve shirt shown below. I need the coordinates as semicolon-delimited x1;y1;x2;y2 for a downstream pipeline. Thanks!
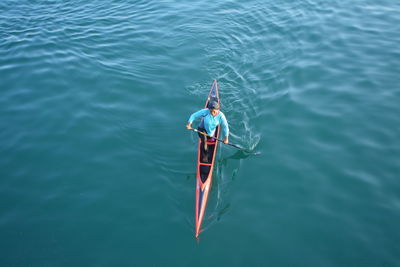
188;109;229;137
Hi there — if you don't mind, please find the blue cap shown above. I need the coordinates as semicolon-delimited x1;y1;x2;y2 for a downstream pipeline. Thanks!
207;101;219;109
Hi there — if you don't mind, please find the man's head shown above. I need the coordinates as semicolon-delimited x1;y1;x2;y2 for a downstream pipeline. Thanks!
208;101;220;116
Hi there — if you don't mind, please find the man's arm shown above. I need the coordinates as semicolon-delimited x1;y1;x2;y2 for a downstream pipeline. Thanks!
186;109;208;129
220;113;229;144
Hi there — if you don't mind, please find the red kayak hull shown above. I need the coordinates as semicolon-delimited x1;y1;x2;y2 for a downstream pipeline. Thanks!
195;80;220;238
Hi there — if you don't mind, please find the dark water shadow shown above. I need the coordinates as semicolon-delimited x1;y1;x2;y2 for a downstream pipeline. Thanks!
201;149;251;234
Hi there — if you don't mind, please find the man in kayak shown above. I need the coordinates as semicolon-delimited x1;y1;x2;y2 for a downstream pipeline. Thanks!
186;101;229;160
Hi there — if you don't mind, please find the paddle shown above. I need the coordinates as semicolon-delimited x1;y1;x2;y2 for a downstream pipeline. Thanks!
188;128;259;154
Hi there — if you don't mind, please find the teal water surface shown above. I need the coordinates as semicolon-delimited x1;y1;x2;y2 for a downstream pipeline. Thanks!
1;0;400;266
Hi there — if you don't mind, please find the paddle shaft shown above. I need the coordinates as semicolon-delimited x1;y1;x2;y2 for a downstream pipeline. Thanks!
189;128;255;154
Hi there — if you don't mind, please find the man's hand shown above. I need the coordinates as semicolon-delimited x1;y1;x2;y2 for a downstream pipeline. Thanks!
223;136;229;144
186;123;192;130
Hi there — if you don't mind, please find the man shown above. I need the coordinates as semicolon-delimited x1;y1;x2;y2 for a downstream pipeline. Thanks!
186;100;229;161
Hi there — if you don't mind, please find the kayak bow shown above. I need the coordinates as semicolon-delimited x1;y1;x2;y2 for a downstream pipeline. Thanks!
195;80;220;238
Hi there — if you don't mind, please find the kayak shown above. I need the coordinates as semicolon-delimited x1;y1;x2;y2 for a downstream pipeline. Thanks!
195;80;220;238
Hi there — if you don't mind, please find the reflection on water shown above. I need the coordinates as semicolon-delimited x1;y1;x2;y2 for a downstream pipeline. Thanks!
202;148;251;231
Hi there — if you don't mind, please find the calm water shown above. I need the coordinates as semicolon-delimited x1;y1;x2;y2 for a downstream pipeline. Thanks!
1;0;400;266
